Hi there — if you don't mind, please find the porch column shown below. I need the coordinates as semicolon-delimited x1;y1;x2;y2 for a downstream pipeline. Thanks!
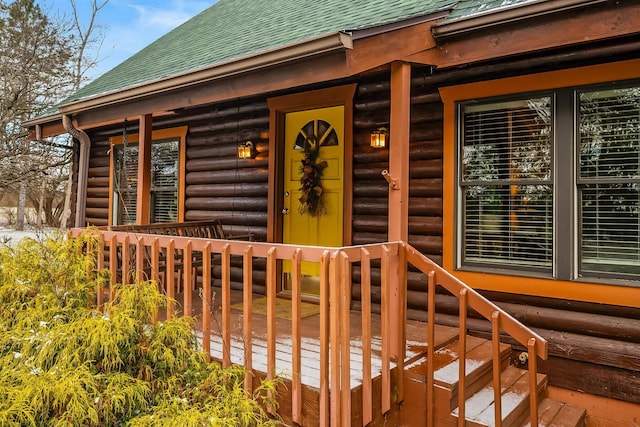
388;61;411;362
136;114;152;225
388;61;410;241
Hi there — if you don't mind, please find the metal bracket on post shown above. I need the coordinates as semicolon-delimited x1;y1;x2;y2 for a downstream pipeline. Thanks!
381;170;400;190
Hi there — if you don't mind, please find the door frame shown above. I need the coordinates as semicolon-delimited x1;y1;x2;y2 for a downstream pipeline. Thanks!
267;84;357;245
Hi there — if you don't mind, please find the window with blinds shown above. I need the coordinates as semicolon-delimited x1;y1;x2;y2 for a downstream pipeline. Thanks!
460;97;553;271
579;86;640;277
113;144;139;225
150;139;179;223
112;138;180;225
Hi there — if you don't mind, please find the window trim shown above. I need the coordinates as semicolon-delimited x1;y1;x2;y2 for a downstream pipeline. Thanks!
108;126;187;226
440;58;640;308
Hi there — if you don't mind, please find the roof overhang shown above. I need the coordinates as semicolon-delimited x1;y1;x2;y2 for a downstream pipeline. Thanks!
57;31;354;116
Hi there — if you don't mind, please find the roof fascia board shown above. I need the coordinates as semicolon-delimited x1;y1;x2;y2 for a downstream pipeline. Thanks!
433;0;610;38
58;31;353;115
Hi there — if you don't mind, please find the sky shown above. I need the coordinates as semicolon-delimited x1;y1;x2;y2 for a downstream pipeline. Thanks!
46;0;217;80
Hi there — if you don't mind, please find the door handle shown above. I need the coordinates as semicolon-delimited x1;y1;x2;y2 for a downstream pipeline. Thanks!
282;208;289;215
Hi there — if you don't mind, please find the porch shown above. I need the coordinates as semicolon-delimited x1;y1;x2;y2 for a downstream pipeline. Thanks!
77;225;586;426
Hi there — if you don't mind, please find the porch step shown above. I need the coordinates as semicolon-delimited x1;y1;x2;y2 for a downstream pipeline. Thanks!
519;398;586;427
452;365;547;427
433;336;511;411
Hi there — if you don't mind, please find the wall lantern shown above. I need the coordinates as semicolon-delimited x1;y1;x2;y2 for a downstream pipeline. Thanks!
237;140;255;159
370;127;388;148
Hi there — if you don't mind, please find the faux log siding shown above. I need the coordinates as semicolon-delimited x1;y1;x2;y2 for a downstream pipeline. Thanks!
85;137;111;226
350;74;445;312
159;100;271;294
352;75;391;245
179;100;270;244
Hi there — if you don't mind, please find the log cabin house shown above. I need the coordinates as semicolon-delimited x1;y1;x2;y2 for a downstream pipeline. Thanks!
25;0;640;425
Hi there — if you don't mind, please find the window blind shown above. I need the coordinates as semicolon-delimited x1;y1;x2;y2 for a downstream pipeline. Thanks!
461;97;553;269
579;86;640;276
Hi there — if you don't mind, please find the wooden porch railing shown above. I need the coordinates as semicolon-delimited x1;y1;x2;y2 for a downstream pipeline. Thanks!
74;228;547;427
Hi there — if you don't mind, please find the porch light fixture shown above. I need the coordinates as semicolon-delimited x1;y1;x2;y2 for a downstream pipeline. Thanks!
237;140;255;159
370;127;388;148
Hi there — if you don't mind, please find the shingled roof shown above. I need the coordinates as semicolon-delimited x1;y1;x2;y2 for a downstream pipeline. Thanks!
60;0;543;109
63;0;458;106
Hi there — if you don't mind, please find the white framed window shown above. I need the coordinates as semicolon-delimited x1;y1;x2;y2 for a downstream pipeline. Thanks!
457;81;640;282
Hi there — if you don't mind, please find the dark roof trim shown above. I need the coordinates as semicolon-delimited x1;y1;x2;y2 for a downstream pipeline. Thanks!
433;0;609;38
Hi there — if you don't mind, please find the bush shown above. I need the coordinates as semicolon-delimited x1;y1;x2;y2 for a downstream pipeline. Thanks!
0;231;280;426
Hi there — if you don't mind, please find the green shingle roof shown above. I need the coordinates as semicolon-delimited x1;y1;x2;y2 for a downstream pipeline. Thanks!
61;0;537;107
62;0;455;106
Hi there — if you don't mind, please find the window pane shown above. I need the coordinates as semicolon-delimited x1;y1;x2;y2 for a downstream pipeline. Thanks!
113;144;138;225
580;87;640;179
150;139;179;223
581;184;640;275
579;86;640;277
464;184;553;268
461;97;553;271
463;98;552;183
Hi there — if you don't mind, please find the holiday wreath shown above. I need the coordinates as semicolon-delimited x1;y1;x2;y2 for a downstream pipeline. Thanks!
298;136;328;216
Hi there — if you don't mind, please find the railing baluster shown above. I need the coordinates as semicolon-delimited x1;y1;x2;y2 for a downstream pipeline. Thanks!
361;248;373;426
151;238;160;324
184;241;193;316
136;238;144;283
319;250;330;427
381;245;391;415
528;338;539;427
292;249;302;425
266;247;277;416
221;243;231;368
243;245;253;393
96;236;105;309
492;311;503;427
427;270;436;427
202;242;212;362
340;251;351;427
166;239;175;319
458;288;468;427
329;250;341;427
109;235;117;300
122;235;130;285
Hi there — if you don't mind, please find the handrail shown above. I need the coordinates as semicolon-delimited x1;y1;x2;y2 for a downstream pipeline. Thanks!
73;228;548;427
403;242;547;427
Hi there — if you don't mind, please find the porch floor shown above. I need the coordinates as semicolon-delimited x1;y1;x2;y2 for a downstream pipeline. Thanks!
172;288;460;390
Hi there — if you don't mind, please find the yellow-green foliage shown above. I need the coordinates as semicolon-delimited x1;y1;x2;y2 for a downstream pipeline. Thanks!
0;231;280;426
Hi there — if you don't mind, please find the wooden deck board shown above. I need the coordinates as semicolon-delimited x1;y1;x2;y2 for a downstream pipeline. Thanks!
172;288;459;390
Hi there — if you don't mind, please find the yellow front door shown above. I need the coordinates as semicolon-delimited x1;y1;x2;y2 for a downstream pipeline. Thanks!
283;106;344;292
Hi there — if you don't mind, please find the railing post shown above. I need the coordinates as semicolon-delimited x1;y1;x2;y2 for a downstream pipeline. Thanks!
458;288;468;427
221;243;231;368
380;245;391;415
266;247;277;417
292;249;302;425
427;270;436;427
319;250;331;427
202;243;212;362
492;311;503;427
243;245;254;393
360;248;373;426
528;338;539;426
329;250;342;426
339;251;351;427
